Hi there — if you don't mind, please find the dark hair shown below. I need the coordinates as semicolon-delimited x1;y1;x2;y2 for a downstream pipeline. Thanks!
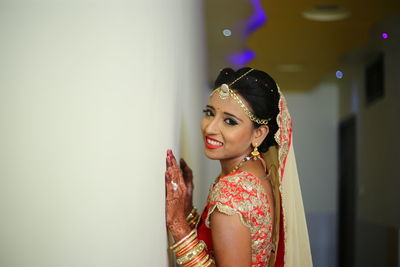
214;67;280;152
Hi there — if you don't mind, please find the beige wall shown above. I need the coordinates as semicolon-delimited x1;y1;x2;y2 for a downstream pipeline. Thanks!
0;1;205;266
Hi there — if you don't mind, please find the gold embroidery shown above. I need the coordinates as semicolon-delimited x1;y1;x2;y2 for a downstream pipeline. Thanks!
206;202;251;228
274;87;292;180
205;172;273;265
273;86;293;265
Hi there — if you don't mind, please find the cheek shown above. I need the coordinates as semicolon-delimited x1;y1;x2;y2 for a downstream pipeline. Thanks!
225;127;252;144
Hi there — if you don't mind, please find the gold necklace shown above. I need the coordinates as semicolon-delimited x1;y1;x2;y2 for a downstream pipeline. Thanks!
213;154;257;188
231;155;253;173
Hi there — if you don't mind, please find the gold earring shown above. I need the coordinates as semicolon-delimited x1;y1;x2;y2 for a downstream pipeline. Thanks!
251;143;260;158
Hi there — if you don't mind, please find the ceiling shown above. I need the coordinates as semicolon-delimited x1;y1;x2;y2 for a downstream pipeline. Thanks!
203;0;400;91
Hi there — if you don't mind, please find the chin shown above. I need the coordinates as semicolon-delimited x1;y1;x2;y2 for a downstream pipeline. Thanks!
203;149;223;160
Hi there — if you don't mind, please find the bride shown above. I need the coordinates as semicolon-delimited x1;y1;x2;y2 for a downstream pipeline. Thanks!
165;67;312;267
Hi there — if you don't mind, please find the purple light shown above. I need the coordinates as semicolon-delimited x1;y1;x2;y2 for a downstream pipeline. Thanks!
381;33;389;39
227;0;267;67
227;50;256;68
245;0;267;35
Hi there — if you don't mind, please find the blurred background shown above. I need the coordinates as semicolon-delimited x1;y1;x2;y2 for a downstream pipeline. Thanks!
0;0;399;266
200;1;400;266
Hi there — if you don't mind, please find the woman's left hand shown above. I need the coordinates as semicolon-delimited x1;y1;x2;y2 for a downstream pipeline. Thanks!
165;150;191;240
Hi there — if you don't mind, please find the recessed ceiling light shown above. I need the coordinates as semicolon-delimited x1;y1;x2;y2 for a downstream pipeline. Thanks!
302;5;350;22
277;64;304;73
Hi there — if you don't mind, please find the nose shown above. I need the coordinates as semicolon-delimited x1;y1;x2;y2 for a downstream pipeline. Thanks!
203;116;220;135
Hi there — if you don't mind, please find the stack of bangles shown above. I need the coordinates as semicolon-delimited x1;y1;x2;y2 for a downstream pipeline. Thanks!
170;229;214;267
186;207;200;228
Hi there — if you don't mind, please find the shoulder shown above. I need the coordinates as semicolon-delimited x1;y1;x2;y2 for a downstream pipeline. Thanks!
206;171;265;228
211;171;262;199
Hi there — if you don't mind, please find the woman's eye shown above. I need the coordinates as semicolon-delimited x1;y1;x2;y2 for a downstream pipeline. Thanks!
202;109;214;117
224;118;238;126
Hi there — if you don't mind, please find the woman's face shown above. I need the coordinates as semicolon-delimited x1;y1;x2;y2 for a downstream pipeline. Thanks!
200;92;257;161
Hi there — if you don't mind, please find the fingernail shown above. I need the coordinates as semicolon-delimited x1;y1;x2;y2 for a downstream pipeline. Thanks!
165;172;171;182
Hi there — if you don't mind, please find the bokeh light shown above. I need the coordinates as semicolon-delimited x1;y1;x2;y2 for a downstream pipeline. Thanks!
222;29;232;37
336;70;343;79
381;32;389;39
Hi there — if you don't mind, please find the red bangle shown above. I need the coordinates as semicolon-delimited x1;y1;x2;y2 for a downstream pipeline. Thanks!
176;238;199;257
185;250;208;267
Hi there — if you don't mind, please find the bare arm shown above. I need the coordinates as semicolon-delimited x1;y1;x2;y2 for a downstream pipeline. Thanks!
210;211;252;267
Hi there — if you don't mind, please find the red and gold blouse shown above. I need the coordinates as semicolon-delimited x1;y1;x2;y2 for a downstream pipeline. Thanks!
197;171;274;267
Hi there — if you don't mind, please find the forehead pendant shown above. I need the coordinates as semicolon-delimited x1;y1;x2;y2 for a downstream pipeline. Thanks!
219;83;230;99
209;68;271;125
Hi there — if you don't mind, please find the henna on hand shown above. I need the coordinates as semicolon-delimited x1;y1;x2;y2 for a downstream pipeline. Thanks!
180;158;194;215
165;150;191;239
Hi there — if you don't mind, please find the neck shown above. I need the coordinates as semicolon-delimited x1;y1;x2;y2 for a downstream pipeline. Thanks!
219;159;239;177
219;153;250;177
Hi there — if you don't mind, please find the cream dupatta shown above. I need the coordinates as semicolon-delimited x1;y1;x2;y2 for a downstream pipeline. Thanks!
265;88;313;267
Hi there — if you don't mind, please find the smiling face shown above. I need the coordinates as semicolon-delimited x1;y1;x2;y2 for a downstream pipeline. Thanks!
200;92;268;164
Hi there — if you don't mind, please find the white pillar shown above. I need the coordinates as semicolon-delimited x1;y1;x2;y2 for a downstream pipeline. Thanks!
0;1;205;266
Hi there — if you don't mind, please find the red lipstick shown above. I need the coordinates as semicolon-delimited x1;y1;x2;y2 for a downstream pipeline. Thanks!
204;137;223;149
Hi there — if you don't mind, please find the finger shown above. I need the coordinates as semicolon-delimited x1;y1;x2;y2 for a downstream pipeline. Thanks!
165;180;175;200
165;171;171;183
166;174;181;200
167;167;182;193
182;158;192;173
165;171;169;196
165;171;176;197
169;151;178;167
166;150;172;169
180;158;187;169
167;149;174;164
172;167;186;188
180;160;192;184
168;166;181;186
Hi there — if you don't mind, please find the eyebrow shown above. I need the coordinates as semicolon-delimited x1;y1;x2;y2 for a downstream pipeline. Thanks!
206;105;243;122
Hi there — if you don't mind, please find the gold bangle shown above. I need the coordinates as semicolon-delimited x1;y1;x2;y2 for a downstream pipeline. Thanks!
200;258;214;267
176;241;206;265
173;233;198;254
170;229;197;252
176;238;199;257
191;253;210;267
185;250;208;267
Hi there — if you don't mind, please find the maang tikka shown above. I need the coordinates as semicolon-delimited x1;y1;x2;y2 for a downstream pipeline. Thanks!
210;69;271;125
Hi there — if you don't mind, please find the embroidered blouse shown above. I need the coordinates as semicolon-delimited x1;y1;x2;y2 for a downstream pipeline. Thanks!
197;171;274;267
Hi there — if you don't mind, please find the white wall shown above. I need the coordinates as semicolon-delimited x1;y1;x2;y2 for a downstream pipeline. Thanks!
286;84;338;215
0;1;205;266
